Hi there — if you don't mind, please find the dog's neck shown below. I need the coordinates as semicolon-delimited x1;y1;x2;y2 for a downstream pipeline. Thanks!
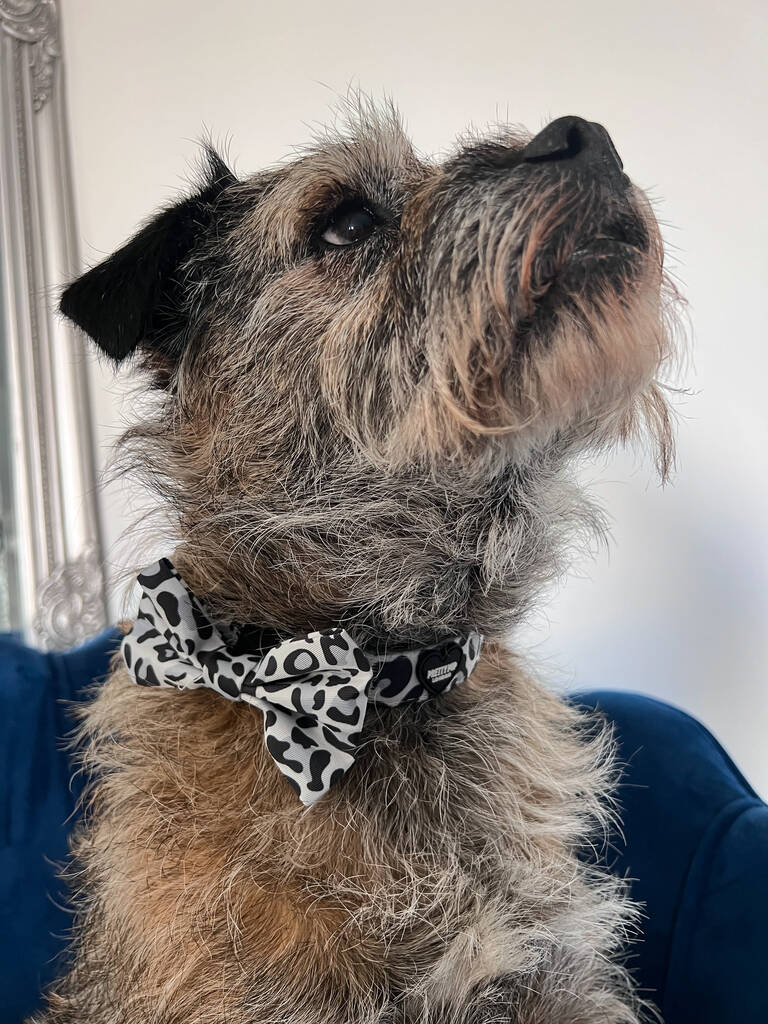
169;449;587;650
228;614;491;664
173;545;492;651
172;564;472;651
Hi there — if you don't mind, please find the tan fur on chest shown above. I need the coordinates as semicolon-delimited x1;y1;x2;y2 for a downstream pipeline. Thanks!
70;644;615;1020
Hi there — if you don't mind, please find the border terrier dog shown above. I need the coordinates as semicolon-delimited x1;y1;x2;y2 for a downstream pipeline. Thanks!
41;101;676;1024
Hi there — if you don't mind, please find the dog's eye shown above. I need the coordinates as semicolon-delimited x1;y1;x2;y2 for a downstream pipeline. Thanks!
321;201;378;247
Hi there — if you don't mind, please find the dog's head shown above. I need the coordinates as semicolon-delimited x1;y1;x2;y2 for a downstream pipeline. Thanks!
61;103;678;640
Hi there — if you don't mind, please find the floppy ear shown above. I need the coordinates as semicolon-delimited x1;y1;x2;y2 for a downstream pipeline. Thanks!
60;149;237;362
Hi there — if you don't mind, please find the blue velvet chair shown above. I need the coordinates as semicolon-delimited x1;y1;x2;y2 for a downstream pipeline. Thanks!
0;629;121;1023
1;629;767;1022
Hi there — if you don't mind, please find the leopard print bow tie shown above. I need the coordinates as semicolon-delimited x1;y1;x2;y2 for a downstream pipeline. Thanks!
122;559;483;805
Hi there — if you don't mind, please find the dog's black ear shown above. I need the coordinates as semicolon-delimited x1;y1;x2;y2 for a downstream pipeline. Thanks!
60;148;237;363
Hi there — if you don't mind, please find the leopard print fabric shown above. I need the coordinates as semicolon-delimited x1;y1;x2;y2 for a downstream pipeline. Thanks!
122;559;483;805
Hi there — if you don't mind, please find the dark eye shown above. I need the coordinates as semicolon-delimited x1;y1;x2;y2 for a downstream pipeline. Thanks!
321;201;378;247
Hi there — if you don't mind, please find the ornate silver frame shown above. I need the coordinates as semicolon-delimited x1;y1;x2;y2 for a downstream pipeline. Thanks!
0;0;106;647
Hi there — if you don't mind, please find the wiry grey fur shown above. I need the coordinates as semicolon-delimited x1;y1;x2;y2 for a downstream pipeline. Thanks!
37;99;678;1024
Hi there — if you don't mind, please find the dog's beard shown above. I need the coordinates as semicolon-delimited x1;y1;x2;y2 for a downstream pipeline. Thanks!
317;170;672;478
380;199;671;475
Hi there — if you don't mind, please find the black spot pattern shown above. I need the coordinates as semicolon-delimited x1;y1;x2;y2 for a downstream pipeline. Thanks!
217;675;239;699
319;630;354;667
321;726;355;754
122;558;483;805
136;560;175;591
155;642;180;663
283;648;320;676
155;590;181;628
260;680;295;694
141;662;161;687
291;727;317;749
338;685;361;702
376;657;413;699
191;602;214;640
326;704;363;726
306;750;332;793
266;735;303;775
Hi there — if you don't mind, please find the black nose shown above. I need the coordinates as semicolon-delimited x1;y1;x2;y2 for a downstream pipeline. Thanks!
521;116;625;182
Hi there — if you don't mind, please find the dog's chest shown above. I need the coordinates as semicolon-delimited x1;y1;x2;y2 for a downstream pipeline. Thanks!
315;702;526;980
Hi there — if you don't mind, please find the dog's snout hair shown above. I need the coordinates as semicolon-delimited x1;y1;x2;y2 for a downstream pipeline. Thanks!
407;125;668;456
40;99;683;1024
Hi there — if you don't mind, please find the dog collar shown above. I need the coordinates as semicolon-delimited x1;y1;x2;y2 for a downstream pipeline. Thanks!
122;559;483;806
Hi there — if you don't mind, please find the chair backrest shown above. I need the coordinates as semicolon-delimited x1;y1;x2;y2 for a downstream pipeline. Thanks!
0;627;121;1023
574;690;768;1022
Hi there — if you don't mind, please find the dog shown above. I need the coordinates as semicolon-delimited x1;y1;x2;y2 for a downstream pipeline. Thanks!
39;100;676;1023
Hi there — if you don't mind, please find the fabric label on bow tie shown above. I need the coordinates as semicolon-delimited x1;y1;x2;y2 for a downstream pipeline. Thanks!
415;642;464;694
122;558;482;805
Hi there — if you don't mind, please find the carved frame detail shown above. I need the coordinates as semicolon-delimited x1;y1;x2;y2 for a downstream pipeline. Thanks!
0;0;107;647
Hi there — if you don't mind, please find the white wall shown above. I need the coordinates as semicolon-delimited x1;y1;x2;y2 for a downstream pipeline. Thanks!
61;0;768;794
